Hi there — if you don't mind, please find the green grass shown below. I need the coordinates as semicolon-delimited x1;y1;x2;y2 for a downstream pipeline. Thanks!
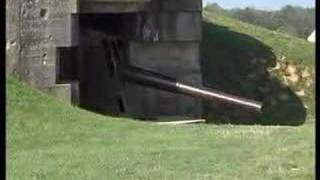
202;10;315;66
7;11;315;180
6;78;315;179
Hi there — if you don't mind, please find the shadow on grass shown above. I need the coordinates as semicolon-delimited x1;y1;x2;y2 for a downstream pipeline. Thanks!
201;21;306;126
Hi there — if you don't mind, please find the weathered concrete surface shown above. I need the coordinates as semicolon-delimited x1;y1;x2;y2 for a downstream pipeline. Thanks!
48;83;72;103
46;81;80;105
79;0;151;13
19;0;78;88
6;0;78;102
125;0;203;118
139;12;202;41
149;0;202;11
126;42;203;119
6;0;21;76
159;12;202;41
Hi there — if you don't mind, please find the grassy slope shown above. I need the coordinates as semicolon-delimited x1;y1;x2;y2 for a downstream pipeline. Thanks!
7;11;315;180
7;78;315;179
202;10;315;125
203;10;315;66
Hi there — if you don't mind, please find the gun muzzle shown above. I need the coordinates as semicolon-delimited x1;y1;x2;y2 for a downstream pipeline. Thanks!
120;66;263;113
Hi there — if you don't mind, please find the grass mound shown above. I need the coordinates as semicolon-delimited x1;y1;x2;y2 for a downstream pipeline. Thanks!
201;10;315;125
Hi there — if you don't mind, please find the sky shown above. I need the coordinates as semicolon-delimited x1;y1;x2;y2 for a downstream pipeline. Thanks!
203;0;315;10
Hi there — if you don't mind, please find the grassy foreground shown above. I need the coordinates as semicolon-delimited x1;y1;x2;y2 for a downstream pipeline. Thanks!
6;77;314;179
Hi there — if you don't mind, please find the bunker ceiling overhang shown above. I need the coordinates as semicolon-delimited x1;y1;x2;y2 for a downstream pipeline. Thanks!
79;0;202;13
79;0;153;13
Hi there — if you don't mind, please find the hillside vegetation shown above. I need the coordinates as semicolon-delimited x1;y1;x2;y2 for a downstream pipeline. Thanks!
205;4;315;39
6;10;315;180
202;9;315;125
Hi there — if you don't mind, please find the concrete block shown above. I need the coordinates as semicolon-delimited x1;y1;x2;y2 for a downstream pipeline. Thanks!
48;15;78;47
129;42;201;75
48;0;78;14
21;46;56;65
25;64;56;88
47;81;80;105
13;0;78;88
159;12;202;41
48;83;72;103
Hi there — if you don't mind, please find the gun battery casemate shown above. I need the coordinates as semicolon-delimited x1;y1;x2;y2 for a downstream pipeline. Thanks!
6;0;263;121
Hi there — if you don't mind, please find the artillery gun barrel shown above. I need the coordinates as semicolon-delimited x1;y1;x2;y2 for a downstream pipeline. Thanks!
120;66;263;113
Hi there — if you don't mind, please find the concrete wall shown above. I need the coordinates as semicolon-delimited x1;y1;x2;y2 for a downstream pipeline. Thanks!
125;0;203;119
126;42;203;118
79;0;151;13
20;0;78;88
6;0;78;102
6;0;20;76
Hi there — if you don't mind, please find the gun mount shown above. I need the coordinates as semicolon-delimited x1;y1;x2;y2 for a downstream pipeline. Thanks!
120;66;263;113
101;36;263;114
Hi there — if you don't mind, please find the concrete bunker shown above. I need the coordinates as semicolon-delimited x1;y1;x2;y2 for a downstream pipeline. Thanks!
55;0;204;120
6;0;306;125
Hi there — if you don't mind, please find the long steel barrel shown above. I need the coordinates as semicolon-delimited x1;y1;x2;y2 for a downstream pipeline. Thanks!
120;66;263;113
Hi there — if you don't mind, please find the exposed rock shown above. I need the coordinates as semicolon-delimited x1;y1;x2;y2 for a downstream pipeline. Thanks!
280;62;287;70
287;73;300;84
279;55;286;61
305;80;313;87
301;69;311;78
282;77;290;86
286;63;297;75
296;90;305;97
268;61;281;72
